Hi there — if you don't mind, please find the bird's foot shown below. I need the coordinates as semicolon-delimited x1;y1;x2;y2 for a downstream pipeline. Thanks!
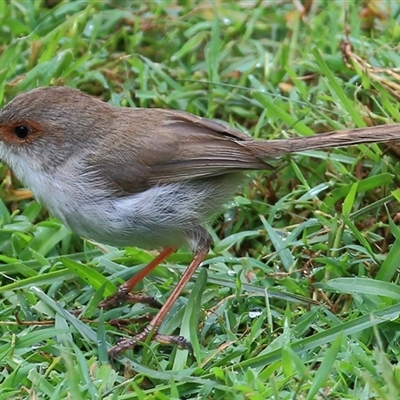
99;287;163;309
108;324;193;362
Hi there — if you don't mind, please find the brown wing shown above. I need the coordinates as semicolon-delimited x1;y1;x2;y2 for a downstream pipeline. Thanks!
85;108;269;195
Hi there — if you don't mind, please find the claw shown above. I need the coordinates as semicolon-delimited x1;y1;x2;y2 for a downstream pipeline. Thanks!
99;290;163;309
153;334;193;353
108;325;193;361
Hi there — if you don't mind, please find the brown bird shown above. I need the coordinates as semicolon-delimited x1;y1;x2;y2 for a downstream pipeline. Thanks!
0;86;399;359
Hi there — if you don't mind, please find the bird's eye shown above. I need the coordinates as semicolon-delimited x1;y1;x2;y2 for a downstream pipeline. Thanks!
13;125;30;139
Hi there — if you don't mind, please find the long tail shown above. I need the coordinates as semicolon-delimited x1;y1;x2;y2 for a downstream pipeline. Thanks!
244;124;400;158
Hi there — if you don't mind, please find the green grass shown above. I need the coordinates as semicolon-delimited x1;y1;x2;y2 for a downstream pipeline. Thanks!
1;1;400;399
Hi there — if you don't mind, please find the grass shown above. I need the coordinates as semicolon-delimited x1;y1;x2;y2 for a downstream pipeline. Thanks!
1;0;400;398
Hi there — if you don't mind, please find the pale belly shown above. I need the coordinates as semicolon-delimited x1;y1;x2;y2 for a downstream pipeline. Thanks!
15;159;241;252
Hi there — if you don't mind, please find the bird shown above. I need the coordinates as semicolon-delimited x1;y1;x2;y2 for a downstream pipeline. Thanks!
0;85;399;359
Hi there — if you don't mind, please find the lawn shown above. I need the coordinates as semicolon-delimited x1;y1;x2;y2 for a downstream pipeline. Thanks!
1;1;400;399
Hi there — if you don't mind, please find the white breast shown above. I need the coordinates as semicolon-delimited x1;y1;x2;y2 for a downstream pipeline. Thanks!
6;152;201;249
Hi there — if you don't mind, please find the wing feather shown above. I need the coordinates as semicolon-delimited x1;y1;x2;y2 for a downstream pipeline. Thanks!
84;108;269;194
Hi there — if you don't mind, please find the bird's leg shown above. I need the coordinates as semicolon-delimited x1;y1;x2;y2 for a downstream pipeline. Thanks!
99;246;176;309
108;249;208;361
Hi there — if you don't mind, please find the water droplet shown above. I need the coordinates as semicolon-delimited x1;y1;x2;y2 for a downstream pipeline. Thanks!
249;310;263;318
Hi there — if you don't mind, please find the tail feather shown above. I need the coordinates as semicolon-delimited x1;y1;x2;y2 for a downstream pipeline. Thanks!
243;124;400;158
